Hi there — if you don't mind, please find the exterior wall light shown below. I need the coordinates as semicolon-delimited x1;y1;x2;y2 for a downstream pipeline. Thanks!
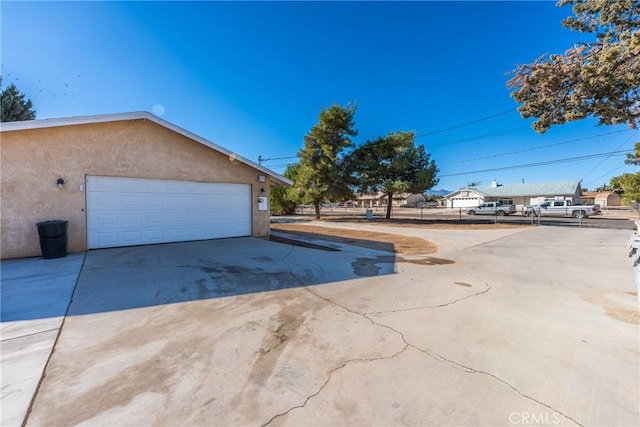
57;178;65;189
257;188;268;211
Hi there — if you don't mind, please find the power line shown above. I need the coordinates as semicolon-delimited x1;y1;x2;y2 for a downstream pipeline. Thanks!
426;126;530;148
583;164;627;188
439;149;632;178
258;155;297;165
415;108;516;138
440;129;634;166
262;163;292;169
579;131;638;182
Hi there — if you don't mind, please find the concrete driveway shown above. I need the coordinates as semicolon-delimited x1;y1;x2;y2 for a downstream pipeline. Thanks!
3;226;639;426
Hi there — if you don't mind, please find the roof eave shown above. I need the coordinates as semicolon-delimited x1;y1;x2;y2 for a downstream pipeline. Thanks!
0;111;293;187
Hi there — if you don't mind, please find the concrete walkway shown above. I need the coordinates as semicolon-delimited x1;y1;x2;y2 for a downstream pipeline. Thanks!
1;253;85;427
2;226;639;426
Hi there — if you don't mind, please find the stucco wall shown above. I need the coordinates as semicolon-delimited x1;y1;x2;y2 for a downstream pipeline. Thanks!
596;193;621;207
1;119;271;259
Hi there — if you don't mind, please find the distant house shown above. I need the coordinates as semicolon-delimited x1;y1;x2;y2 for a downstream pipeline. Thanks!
356;192;427;207
596;191;621;207
445;180;582;210
580;191;621;207
356;192;387;208
580;191;598;203
399;193;428;207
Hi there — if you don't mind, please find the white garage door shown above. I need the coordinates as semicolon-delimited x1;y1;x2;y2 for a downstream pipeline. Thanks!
450;197;481;208
87;176;251;249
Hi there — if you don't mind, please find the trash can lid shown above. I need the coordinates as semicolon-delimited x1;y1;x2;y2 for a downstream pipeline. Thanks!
36;220;69;237
37;220;68;226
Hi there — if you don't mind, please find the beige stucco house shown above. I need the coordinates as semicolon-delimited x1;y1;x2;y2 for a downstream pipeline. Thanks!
580;191;621;207
356;192;427;208
0;112;292;259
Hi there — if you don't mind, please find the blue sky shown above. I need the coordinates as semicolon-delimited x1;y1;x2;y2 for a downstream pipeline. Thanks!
2;1;638;191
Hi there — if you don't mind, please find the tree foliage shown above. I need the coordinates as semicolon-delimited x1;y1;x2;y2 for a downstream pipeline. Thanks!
1;77;36;122
625;141;640;165
593;183;612;192
610;172;640;203
270;163;303;215
348;131;439;219
296;103;358;219
507;0;639;133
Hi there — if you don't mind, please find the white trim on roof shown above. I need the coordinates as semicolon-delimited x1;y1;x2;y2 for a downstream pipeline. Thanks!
0;111;293;186
445;188;487;198
445;181;580;198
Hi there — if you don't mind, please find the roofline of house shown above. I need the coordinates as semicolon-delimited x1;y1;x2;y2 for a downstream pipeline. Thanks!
445;181;581;198
445;189;579;198
444;188;488;198
0;111;293;187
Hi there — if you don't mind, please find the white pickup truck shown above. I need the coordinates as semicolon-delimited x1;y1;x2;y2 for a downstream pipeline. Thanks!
523;200;598;219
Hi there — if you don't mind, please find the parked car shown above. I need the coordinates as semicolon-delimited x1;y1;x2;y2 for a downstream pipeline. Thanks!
523;200;597;218
338;201;356;208
417;201;438;208
467;201;516;216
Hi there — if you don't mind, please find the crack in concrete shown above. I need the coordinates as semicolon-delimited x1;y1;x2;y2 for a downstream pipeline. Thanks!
260;343;409;427
362;302;584;427
365;282;492;315
0;328;61;343
275;244;583;427
402;343;585;427
260;247;411;426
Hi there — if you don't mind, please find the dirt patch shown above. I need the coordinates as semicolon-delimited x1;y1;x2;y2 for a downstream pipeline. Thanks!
581;292;640;325
318;216;530;230
271;223;438;256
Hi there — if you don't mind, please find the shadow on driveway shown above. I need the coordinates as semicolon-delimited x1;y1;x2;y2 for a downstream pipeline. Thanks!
1;237;395;320
1;253;85;323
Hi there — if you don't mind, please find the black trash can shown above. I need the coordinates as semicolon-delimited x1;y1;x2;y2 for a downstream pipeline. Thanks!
36;220;68;259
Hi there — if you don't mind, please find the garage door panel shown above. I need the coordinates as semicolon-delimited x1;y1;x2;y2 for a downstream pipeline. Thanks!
119;179;144;192
165;181;188;192
165;212;183;223
91;193;117;208
122;230;144;244
93;212;117;225
144;229;164;241
95;231;118;246
87;176;251;249
165;195;183;205
144;195;164;207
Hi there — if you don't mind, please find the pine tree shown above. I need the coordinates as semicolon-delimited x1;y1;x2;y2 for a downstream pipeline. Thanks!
296;104;358;219
1;78;36;122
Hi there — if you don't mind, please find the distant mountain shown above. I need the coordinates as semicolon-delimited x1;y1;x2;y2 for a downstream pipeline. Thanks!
425;189;451;196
